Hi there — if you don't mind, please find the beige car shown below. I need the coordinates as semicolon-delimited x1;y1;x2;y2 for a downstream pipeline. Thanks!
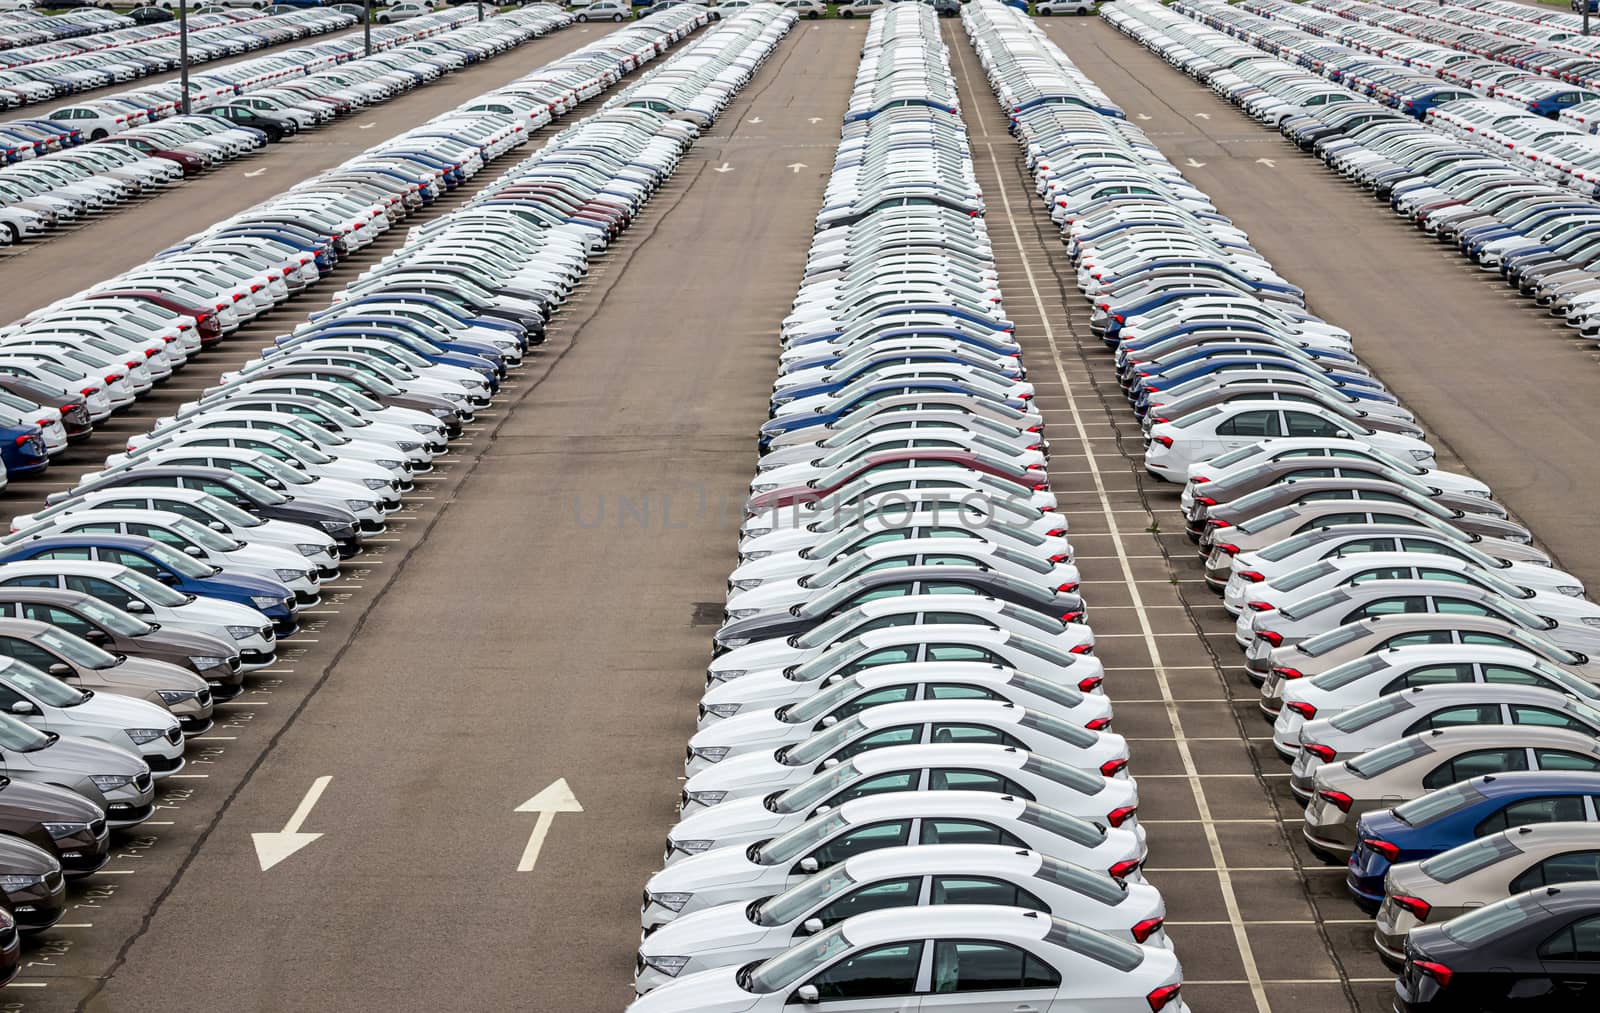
1302;725;1600;863
1374;822;1600;966
1250;612;1597;687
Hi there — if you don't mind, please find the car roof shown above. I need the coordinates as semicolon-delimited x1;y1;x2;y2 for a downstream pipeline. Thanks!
838;905;1052;946
837;789;1026;821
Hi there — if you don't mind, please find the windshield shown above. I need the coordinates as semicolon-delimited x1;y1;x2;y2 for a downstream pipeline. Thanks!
774;760;864;813
75;596;154;636
794;609;868;651
139;540;213;578
756;810;850;864
795;641;873;682
786;717;871;765
1345;735;1434;778
169;516;240;552
754;865;858;927
0;713;50;752
0;658;87;707
36;627;118;669
745;926;853;994
111;569;188;607
196;494;262;528
250;454;309;486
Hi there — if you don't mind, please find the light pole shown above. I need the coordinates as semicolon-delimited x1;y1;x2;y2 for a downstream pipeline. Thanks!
178;0;191;115
365;0;373;55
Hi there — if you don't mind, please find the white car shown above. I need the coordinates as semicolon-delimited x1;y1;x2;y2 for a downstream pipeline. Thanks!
1145;402;1436;482
1037;0;1097;13
735;492;1070;557
0;656;183;777
1178;438;1490;506
574;0;631;19
691;662;1115;766
680;699;1130;815
635;843;1168;993
629;907;1188;1013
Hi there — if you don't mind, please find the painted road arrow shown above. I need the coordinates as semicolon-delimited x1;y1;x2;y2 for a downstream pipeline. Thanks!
1185;158;1207;168
252;776;330;871
515;778;583;872
244;168;266;178
1256;158;1277;168
712;163;735;173
787;162;807;173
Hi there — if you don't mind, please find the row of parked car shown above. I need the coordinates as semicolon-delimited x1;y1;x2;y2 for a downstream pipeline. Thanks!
629;5;1192;1012
0;7;570;254
1068;1;1600;1008
0;7;132;53
0;2;725;986
0;8;348;109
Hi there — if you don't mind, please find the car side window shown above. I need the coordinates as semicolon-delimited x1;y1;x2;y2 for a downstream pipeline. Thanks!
924;684;1004;702
824;771;918;808
924;644;1006;664
1216;411;1282;438
806;941;923;1000
931;940;1060;994
1407;705;1501;734
0;637;58;672
1382;632;1455;648
928;769;1032;799
1511;851;1600;894
1385;663;1474;693
19;605;89;637
812;878;920;929
65;576;135;611
839;647;917;676
1349;567;1417;585
1325;537;1395;557
829;726;920;763
1481;664;1549;688
830;686;916;722
1536;750;1600;773
806;821;911;870
930;724;1025;748
1283;412;1344;438
919;820;1026;847
1422;748;1528;790
36;547;93;562
923;582;981;596
1539;915;1600;961
97;549;158;576
1433;598;1495;616
931;877;1048;912
1475;795;1588;836
0;684;26;712
1;575;60;590
1512;706;1593;732
1459;633;1519;649
1346;597;1428;621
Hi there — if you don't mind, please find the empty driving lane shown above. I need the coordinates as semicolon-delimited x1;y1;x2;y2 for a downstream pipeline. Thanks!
945;20;1370;1013
0;20;618;323
80;22;860;1013
1041;16;1600;591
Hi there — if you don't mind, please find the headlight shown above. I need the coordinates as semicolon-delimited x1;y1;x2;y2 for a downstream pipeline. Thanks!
360;478;388;490
188;656;229;670
40;822;86;840
273;569;305;582
319;520;349;533
412;423;437;433
751;483;780;493
346;500;375;512
726;610;758;620
396;441;421;452
647;892;693;912
730;579;762;591
1582;618;1600;629
374;460;403;470
156;690;196;705
701;703;742;719
250;595;282;609
126;728;166;745
226;625;259;640
740;551;772;561
670;839;714;856
745;528;771;538
1409;450;1431;461
641;955;690;978
295;544;323;557
0;875;39;891
708;670;745;684
89;774;131;791
1558;586;1585;597
690;746;730;763
720;637;751;649
684;791;727;807
439;392;465;402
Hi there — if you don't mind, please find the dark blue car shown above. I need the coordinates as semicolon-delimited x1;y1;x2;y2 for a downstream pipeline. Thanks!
0;418;48;476
1348;770;1600;910
0;535;298;635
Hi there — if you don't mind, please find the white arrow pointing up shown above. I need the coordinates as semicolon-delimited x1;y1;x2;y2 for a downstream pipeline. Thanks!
808;117;822;124
712;163;735;173
1137;113;1152;121
244;168;266;178
515;778;583;872
787;162;807;173
1185;157;1207;168
1256;158;1277;168
252;776;330;871
748;116;762;124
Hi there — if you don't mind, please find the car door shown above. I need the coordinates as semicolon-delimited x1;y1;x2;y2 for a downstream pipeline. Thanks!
795;939;925;1010
1211;410;1283;454
1538;913;1600;1007
923;938;1060;1013
1475;796;1593;837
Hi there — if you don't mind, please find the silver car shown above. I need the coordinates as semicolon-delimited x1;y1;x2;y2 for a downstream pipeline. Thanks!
0;711;154;828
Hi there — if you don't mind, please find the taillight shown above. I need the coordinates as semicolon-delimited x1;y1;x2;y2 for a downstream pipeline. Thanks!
1069;642;1093;654
1303;742;1335;763
1131;916;1165;944
1100;758;1128;777
1047;528;1067;537
1108;858;1140;879
1246;601;1274;613
1215;543;1240;556
1147;983;1182;1012
1079;675;1103;693
1273;667;1304;681
1317;789;1353;813
1062;610;1085;624
1392;894;1432;921
1238;571;1265;583
1413;960;1452;987
1195;496;1217;507
1258;630;1283;647
79;387;99;397
1363;838;1401;862
1085;717;1112;731
1058;582;1079;593
1152;434;1173;448
1033;483;1050;491
1106;805;1137;828
12;434;30;448
104;374;122;385
1286;701;1318;719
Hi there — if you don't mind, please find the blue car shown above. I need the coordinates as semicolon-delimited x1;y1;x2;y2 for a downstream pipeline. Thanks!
0;535;298;635
0;417;48;476
1347;770;1600;910
759;380;1027;447
772;353;1024;405
272;325;500;390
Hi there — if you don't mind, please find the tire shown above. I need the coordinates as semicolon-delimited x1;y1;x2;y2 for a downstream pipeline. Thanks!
575;11;587;19
806;9;817;16
1;223;17;246
89;129;107;140
612;12;622;19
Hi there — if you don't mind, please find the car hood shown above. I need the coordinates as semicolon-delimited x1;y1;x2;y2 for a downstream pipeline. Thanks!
0;777;102;824
627;966;759;1013
668;796;795;854
90;655;208;693
639;902;774;965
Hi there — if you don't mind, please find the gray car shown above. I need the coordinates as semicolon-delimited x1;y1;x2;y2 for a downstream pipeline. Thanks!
1301;726;1600;860
1375;823;1600;965
0;711;153;828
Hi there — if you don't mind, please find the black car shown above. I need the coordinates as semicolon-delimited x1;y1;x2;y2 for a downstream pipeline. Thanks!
931;0;961;14
46;466;363;558
0;776;107;879
0;906;19;986
1397;882;1600;1011
713;564;1086;654
0;836;64;933
209;106;296;143
128;6;176;22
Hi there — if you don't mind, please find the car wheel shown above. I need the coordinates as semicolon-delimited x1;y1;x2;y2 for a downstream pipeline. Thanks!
575;11;587;19
89;128;107;140
806;9;817;16
0;223;16;246
612;11;622;19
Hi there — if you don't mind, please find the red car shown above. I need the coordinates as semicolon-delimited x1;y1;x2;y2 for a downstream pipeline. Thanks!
84;289;223;346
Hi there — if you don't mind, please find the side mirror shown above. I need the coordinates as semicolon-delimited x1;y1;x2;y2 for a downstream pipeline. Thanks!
48;663;72;678
821;757;840;769
208;521;226;532
800;917;824;935
182;546;203;558
265;479;284;490
124;600;147;613
83;629;110;644
799;856;819;873
820;715;838;727
796;985;819;1005
157;572;179;585
9;701;32;715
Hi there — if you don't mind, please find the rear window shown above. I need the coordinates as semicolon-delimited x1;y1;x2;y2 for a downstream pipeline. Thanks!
1171;406;1223;429
1346;735;1436;779
1033;856;1128;905
1237;507;1296;535
1419;834;1523;884
1281;589;1351;622
1276;561;1338;593
1329;692;1414;732
1259;531;1322;563
1313;654;1393;691
1298;622;1375;657
1020;754;1104;794
1441;893;1540;946
1393;781;1486;827
1018;802;1103;846
1043;920;1143;972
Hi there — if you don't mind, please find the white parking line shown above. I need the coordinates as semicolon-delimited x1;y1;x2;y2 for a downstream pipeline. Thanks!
960;45;1270;1008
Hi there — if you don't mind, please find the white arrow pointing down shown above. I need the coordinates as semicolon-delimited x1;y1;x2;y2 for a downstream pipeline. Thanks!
253;776;330;871
516;778;583;872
